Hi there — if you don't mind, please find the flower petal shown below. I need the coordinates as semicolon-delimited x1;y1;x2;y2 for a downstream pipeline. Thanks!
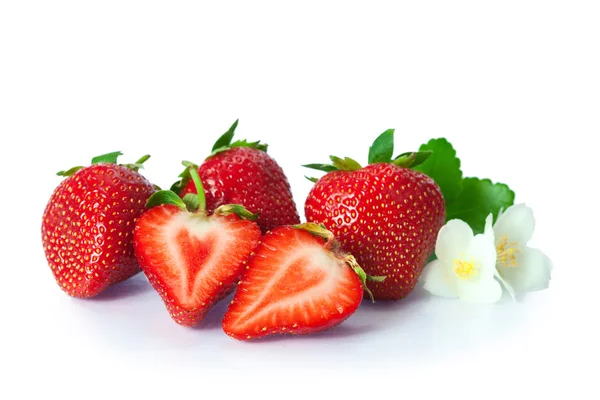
494;269;516;301
422;260;458;298
493;203;535;247
435;219;474;262
467;233;497;281
498;247;553;292
456;278;502;303
484;213;495;243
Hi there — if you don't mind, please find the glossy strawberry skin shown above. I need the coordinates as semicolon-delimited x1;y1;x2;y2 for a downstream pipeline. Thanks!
179;147;300;233
41;164;156;298
133;204;261;327
304;163;445;300
222;226;363;340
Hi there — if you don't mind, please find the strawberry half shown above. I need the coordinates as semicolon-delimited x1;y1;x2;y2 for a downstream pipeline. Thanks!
171;120;300;234
304;130;446;300
222;223;383;340
41;152;156;298
134;163;261;327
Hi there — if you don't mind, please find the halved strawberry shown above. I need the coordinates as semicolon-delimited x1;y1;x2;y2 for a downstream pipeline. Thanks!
222;223;383;340
133;164;261;327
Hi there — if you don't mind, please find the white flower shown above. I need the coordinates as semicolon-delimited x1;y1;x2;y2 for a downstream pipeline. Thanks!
485;204;553;293
422;219;502;303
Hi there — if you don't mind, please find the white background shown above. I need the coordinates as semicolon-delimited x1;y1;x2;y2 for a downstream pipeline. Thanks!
1;1;598;399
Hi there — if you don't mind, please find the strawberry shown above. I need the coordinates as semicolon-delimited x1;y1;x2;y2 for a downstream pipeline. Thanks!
133;164;261;327
222;223;382;340
41;152;156;298
172;120;300;234
304;130;446;300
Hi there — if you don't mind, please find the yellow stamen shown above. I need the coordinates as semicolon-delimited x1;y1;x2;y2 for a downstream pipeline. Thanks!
453;257;479;280
496;235;520;267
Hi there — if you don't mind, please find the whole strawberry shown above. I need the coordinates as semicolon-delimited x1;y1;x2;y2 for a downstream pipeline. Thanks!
304;130;446;300
172;120;300;233
41;152;156;298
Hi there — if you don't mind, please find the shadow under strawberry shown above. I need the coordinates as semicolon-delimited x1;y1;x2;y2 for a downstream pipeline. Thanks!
84;273;154;302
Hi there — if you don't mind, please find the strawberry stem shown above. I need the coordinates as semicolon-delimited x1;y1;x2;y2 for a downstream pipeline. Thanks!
183;161;206;213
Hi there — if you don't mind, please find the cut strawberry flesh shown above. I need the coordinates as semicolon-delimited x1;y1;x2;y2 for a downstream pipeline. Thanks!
223;227;363;340
134;204;261;326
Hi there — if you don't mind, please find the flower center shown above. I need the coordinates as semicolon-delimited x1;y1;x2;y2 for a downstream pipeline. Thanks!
496;235;520;268
453;257;479;280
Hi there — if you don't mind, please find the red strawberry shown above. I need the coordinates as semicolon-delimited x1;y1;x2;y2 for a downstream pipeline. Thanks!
172;120;300;233
222;223;382;340
41;152;156;298
304;130;446;300
134;165;261;327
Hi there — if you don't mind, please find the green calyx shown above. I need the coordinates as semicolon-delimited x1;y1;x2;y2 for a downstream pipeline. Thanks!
303;128;431;182
214;204;259;221
292;223;386;303
170;119;268;194
56;151;151;177
209;119;268;157
148;163;206;212
148;161;258;221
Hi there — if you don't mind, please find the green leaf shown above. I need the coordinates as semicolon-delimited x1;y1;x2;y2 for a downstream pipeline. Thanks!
169;162;198;195
211;119;239;152
56;166;84;177
292;222;334;242
123;154;151;172
343;255;385;303
368;129;395;164
214;204;259;221
91;151;123;165
305;176;318;183
413;138;463;203
446;177;515;234
302;163;339;173
230;139;268;152
146;190;186;210
392;151;433;168
182;193;200;212
329;155;362;171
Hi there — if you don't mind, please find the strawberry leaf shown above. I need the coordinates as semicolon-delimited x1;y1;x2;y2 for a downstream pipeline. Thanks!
56;166;84;177
446;178;515;233
413;138;463;203
230;139;268;152
214;204;259;221
211;119;238;152
329;156;362;171
182;193;200;212
368;129;395;164
122;154;151;171
146;190;186;210
91;151;123;165
393;151;432;168
302;163;339;172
